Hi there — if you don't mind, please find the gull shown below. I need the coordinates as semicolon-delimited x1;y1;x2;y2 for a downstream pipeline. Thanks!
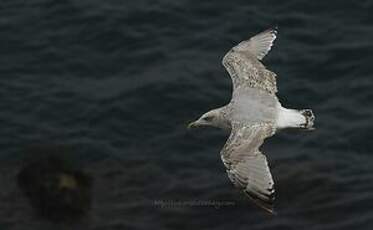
188;29;315;213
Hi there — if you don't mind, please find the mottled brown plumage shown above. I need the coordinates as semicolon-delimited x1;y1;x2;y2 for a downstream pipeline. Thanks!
188;28;315;214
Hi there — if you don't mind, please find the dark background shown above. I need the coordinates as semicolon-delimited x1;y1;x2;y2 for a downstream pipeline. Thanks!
0;0;373;229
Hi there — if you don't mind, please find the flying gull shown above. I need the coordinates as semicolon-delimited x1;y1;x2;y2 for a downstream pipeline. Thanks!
188;29;315;213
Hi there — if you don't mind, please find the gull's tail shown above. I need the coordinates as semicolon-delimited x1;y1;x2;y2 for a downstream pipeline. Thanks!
276;106;315;130
300;109;315;130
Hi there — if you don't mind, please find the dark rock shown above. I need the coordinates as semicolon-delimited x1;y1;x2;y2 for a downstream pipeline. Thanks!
17;145;92;222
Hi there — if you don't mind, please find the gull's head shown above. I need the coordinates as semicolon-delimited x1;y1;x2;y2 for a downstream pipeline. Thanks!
188;108;230;130
188;110;218;129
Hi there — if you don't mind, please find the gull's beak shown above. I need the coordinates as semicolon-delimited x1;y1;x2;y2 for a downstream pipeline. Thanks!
187;121;196;129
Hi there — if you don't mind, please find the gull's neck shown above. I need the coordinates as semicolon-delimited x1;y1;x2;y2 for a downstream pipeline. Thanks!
215;106;232;131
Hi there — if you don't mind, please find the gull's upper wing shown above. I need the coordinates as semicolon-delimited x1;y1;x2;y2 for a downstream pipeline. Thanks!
222;29;278;95
234;28;277;60
221;122;276;213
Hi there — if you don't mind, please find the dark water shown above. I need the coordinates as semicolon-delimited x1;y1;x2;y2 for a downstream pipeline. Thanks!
1;0;373;229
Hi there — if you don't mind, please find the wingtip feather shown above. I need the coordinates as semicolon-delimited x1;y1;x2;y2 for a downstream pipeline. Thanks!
244;189;276;215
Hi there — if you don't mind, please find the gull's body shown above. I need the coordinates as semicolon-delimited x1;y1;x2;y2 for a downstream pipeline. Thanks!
188;29;315;213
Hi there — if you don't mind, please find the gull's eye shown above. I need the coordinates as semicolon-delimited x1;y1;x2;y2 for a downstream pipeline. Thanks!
203;116;213;122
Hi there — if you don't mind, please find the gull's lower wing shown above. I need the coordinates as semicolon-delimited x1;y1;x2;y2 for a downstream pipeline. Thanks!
220;122;276;213
222;29;278;96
